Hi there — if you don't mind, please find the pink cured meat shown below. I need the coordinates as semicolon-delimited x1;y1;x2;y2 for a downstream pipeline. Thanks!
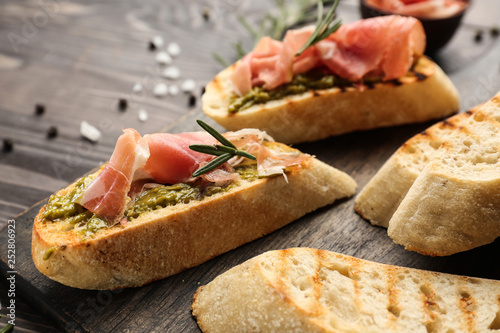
80;130;217;224
141;132;217;185
230;15;425;96
81;128;140;223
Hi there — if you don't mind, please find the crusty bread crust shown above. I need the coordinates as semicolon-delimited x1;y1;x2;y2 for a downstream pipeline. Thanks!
32;159;356;289
354;111;472;228
203;57;460;144
388;103;500;256
192;248;500;333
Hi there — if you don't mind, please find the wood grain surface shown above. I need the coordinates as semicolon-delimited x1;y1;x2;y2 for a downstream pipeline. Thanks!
1;0;500;332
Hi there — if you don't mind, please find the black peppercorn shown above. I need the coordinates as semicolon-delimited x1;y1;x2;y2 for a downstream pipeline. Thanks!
188;94;196;107
47;126;58;139
35;103;45;116
148;41;156;51
118;98;128;111
491;26;499;38
474;30;483;43
2;139;13;152
202;7;210;21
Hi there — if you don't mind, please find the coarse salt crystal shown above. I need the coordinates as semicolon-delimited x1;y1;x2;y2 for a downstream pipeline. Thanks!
151;36;164;49
163;66;180;80
154;83;168;97
138;109;148;122
155;51;172;65
167;42;181;57
169;85;179;96
80;121;102;143
133;82;143;93
181;79;196;93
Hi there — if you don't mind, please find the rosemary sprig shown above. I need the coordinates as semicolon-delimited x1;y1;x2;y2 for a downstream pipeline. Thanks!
0;323;14;333
190;120;256;177
295;0;341;56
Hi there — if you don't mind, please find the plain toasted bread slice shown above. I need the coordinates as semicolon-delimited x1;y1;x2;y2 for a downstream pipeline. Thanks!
387;96;500;256
355;111;472;228
203;57;460;144
192;247;500;333
32;156;356;290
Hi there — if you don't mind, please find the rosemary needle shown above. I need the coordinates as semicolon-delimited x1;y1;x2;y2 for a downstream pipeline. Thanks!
295;0;341;56
190;120;256;177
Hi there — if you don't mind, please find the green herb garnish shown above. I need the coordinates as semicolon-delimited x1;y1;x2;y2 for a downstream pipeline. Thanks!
0;324;14;333
295;0;341;56
190;120;256;177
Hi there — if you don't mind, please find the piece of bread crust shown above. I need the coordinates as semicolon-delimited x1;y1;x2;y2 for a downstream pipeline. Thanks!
192;247;500;333
203;57;460;144
32;156;356;290
354;111;472;228
387;95;500;256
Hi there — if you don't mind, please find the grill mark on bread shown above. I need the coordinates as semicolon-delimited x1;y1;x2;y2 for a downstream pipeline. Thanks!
458;285;477;331
385;268;401;323
419;282;444;330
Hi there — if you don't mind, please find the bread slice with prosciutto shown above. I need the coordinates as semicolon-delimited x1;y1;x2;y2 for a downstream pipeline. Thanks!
32;125;356;289
203;15;459;144
192;247;500;333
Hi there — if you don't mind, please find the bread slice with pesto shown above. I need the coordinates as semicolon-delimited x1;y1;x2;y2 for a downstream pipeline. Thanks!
32;130;356;290
203;56;459;144
354;111;472;228
192;247;500;333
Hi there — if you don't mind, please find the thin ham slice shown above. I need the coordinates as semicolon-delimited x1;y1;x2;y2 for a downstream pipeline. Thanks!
140;132;217;184
80;128;140;224
230;15;426;96
366;0;466;19
79;127;311;225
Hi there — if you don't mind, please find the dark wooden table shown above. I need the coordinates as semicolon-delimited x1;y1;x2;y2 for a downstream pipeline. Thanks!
1;0;499;332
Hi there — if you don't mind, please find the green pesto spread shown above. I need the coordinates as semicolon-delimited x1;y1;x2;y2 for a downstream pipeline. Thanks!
43;173;108;236
43;164;259;236
228;72;343;113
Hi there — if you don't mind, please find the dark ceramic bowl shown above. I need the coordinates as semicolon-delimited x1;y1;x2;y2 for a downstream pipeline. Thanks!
360;0;471;54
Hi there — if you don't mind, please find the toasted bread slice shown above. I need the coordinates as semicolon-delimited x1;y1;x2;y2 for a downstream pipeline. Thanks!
32;155;356;290
355;111;472;228
388;96;500;256
192;248;500;333
203;57;459;144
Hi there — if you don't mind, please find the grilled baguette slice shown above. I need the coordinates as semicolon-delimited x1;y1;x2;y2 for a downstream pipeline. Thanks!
203;57;459;144
388;94;500;256
355;111;472;228
32;155;356;290
192;247;500;333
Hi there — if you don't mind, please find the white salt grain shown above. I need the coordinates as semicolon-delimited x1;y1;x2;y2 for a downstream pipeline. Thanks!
167;42;181;57
138;109;148;122
163;66;180;80
169;85;179;96
155;51;172;65
181;79;196;93
153;83;168;97
151;36;164;49
80;121;102;143
133;82;143;93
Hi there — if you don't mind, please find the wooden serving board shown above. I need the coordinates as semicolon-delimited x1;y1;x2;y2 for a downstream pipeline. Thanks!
2;3;500;333
2;109;500;333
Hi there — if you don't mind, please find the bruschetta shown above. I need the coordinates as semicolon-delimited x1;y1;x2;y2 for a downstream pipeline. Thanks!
203;15;460;144
32;123;356;289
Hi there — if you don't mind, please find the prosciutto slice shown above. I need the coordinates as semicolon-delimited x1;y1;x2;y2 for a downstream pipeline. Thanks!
230;15;425;96
79;128;310;225
366;0;467;19
80;128;141;224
